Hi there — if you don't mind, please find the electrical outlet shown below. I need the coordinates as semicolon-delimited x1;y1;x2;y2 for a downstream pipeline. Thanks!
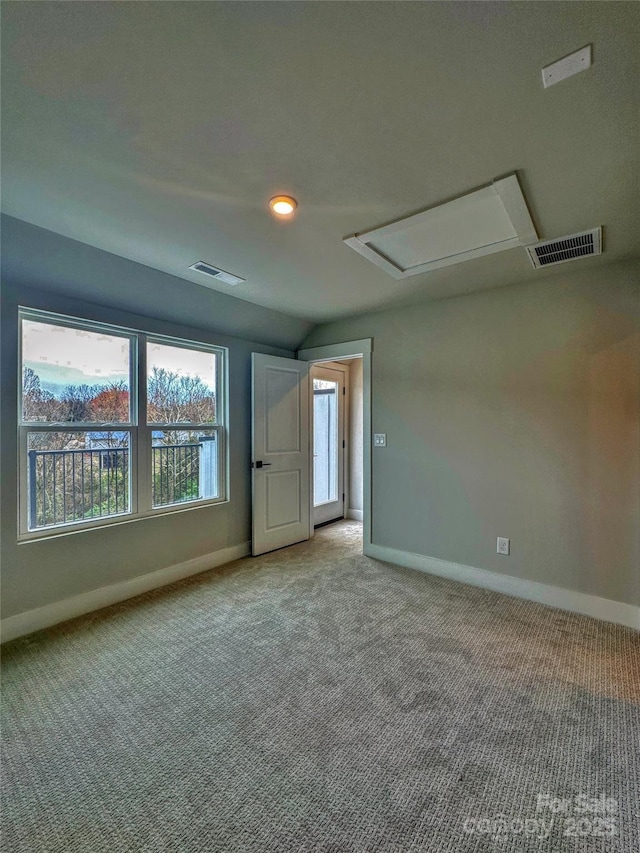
497;537;510;556
374;434;386;447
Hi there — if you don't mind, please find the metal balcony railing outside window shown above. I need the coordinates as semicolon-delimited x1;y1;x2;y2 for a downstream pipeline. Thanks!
28;442;215;530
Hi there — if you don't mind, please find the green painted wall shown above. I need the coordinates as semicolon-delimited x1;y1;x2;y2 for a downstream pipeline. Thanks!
0;218;312;619
302;261;640;606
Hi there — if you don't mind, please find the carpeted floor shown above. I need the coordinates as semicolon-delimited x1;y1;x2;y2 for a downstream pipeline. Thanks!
2;521;639;852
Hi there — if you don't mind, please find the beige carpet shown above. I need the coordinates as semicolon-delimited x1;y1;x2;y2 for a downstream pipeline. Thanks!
2;521;639;852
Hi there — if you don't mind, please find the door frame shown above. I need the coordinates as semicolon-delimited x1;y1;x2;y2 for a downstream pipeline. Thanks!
297;339;372;552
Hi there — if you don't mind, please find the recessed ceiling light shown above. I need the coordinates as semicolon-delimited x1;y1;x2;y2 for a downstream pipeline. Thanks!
269;195;298;217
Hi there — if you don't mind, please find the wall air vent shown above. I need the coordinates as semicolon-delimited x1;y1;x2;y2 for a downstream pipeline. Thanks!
189;261;245;286
526;228;602;269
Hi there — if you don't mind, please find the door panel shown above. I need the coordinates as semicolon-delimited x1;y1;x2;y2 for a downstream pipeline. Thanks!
252;354;310;555
265;366;301;452
266;470;301;528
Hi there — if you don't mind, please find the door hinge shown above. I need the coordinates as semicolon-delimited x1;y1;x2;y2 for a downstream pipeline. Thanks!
342;493;345;502
342;439;345;449
343;387;346;395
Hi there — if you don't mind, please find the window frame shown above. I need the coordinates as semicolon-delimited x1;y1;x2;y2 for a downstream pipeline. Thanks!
144;334;226;512
18;307;228;541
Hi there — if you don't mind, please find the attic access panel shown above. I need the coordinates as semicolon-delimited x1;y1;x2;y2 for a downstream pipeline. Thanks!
344;174;538;279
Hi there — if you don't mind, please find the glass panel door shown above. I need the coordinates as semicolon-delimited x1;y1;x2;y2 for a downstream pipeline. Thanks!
313;378;338;506
311;364;345;526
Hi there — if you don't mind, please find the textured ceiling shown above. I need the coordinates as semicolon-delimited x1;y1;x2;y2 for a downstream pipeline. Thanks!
2;1;639;323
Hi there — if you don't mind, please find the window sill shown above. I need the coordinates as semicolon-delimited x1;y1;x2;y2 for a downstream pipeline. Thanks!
17;496;230;544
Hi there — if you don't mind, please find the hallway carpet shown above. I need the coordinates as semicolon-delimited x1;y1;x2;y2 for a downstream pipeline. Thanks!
2;521;639;852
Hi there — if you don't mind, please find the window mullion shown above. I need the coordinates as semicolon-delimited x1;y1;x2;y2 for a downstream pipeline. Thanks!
18;427;29;536
137;333;152;513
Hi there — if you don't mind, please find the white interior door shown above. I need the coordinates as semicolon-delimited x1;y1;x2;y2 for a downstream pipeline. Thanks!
311;363;345;526
251;353;310;556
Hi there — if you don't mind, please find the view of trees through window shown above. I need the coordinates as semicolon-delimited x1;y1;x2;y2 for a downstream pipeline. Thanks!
23;367;130;431
21;315;223;532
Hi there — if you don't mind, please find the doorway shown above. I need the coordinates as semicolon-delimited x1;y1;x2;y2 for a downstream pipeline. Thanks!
309;357;364;540
298;339;371;549
251;338;371;556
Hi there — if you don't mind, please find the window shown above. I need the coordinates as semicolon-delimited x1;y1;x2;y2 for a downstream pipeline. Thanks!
146;340;220;508
19;309;226;538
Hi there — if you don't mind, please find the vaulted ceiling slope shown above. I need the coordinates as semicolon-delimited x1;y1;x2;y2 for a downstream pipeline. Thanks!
1;2;639;323
0;215;313;351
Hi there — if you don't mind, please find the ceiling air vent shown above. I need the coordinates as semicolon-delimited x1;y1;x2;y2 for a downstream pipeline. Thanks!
526;228;602;269
189;261;245;286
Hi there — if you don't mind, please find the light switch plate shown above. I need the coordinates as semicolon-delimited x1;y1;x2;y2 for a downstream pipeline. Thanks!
374;433;386;447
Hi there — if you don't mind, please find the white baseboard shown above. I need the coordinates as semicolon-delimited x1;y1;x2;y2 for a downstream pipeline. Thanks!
346;509;364;522
1;541;251;644
365;543;640;631
4;539;636;642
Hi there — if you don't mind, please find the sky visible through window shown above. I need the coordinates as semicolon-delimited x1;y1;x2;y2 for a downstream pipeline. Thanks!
147;341;215;391
22;320;129;394
22;320;216;395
